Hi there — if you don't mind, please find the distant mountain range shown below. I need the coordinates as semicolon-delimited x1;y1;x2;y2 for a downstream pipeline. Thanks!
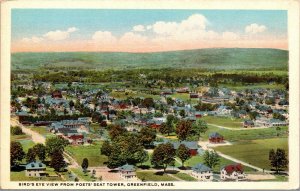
11;48;288;71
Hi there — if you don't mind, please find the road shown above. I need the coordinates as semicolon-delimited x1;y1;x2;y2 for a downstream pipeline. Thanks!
208;123;270;131
11;118;83;180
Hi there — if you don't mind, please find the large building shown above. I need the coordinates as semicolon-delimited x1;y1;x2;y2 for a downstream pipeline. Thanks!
190;163;213;181
25;162;47;177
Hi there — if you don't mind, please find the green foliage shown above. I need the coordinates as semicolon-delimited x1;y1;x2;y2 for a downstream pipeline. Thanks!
32;143;46;162
133;150;149;166
269;148;288;174
10;141;25;166
176;120;193;141
176;144;191;167
100;140;112;156
50;150;66;172
203;150;220;169
151;143;176;172
45;136;69;157
108;125;127;140
11;126;24;135
139;127;156;148
191;119;208;140
26;148;36;163
81;158;89;172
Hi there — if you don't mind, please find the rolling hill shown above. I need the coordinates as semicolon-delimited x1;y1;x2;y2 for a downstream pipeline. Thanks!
11;48;288;71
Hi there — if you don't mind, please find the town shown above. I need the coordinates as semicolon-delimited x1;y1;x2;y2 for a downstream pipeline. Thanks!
10;67;289;182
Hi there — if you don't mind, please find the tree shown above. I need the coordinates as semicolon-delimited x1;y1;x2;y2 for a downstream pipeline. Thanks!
249;111;258;120
179;110;186;117
176;120;193;141
133;149;149;166
191;119;208;140
269;148;288;174
108;125;127;140
203;150;220;169
11;126;24;135
142;98;154;108
176;144;191;167
10;141;25;166
81;158;89;173
45;136;68;157
32;143;46;162
101;140;112;156
139;127;156;148
151;143;176;173
50;150;66;172
26;148;36;163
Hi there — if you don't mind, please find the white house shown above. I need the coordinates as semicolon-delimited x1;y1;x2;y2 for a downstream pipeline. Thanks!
220;163;246;181
116;164;138;181
190;163;213;181
25;162;46;177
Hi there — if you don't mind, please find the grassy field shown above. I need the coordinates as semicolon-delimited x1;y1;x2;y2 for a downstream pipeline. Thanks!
201;125;288;142
65;141;108;167
27;126;53;137
11;134;31;141
172;172;197;181
219;83;286;91
136;171;177;181
214;137;288;170
17;139;35;152
202;116;244;128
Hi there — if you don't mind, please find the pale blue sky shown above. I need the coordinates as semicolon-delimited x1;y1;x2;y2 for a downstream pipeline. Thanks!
12;9;287;41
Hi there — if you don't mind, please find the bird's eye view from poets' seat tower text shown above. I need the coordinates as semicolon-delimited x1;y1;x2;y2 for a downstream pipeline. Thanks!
10;9;289;183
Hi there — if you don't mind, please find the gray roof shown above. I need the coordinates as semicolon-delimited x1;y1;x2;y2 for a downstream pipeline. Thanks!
117;164;135;172
192;163;211;172
26;162;46;170
173;141;198;150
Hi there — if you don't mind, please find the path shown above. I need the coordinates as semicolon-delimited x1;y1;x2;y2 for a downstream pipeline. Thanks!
208;123;270;131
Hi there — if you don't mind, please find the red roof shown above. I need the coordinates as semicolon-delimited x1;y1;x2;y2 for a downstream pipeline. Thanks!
224;163;243;174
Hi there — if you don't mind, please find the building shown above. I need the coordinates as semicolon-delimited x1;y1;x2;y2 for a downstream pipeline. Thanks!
209;132;224;143
220;163;246;181
51;90;63;98
25;162;47;177
172;141;198;156
255;117;288;127
190;163;213;181
243;120;254;128
116;164;137;180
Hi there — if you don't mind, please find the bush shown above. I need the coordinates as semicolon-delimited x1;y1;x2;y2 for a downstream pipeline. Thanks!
11;126;24;135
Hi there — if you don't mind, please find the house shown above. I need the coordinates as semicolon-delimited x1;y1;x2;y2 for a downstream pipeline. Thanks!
190;93;199;99
209;132;224;143
190;163;213;181
25;162;47;177
243;120;254;128
172;141;198;156
116;164;137;180
255;117;288;127
220;163;246;181
176;87;189;93
15;111;29;122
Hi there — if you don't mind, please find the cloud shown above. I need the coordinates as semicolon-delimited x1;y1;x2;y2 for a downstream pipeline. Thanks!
132;25;145;32
92;31;117;44
245;23;267;34
151;14;208;36
222;31;240;40
21;36;44;43
43;27;78;41
119;32;148;44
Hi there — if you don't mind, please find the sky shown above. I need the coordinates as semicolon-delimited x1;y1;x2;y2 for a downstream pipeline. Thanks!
11;9;288;52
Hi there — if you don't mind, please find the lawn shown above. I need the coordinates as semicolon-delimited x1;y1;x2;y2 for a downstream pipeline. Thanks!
69;168;96;181
180;155;255;173
202;116;244;128
201;125;288;142
219;83;285;91
173;172;196;181
214;137;288;170
136;171;177;181
11;167;63;181
17;139;35;152
65;141;108;167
